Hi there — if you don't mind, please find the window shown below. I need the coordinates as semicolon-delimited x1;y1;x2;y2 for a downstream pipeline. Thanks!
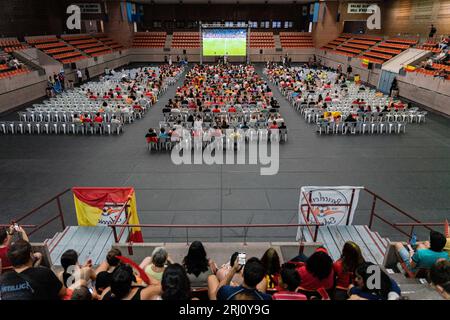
272;21;281;28
237;21;246;27
225;21;234;27
248;21;258;28
284;21;293;29
263;21;270;28
153;21;162;28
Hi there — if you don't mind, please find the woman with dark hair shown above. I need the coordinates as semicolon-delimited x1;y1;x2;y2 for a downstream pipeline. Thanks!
272;263;307;300
161;263;193;300
348;262;401;300
183;241;217;288
101;264;161;300
296;248;335;293
59;249;96;300
215;252;244;285
333;241;365;300
260;248;281;289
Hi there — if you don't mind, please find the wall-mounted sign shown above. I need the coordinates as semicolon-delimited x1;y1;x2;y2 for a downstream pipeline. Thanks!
73;3;102;14
347;3;372;14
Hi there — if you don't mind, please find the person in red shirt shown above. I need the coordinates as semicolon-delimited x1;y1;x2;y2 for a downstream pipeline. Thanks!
89;93;97;100
333;241;365;300
0;226;13;272
0;224;40;273
133;103;143;112
94;113;103;123
296;248;335;297
269;121;278;129
212;106;221;113
82;114;92;123
272;263;307;300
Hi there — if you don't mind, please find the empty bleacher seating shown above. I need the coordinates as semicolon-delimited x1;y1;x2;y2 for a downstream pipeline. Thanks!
62;34;113;57
171;32;200;48
94;34;124;51
279;32;314;48
132;32;167;48
26;35;87;64
250;32;274;48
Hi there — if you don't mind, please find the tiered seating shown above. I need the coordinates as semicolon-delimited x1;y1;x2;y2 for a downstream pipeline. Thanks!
279;32;313;48
0;51;31;79
321;36;349;50
416;42;441;53
94;34;124;50
0;38;30;53
171;32;200;48
332;35;380;58
62;34;112;57
26;36;86;64
361;38;415;64
250;32;274;48
132;32;167;48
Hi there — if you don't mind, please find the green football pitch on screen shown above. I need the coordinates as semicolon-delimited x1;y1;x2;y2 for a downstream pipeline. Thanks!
203;38;246;56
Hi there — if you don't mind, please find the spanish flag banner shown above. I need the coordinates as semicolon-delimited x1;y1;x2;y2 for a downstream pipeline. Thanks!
72;187;143;242
404;65;417;72
361;58;370;68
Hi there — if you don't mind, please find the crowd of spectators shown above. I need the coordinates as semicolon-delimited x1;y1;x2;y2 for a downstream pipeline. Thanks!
1;223;449;300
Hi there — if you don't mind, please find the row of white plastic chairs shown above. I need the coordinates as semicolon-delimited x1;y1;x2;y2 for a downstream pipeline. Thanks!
316;121;407;135
302;109;427;124
148;128;288;151
0;121;124;135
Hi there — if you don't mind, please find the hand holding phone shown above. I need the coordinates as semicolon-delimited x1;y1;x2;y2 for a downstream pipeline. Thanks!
238;253;246;266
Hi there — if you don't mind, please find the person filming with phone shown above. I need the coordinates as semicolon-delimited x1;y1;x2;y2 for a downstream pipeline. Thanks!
211;254;271;300
0;223;42;274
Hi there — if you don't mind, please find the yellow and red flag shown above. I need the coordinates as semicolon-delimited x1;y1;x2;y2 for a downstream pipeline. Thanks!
72;187;143;242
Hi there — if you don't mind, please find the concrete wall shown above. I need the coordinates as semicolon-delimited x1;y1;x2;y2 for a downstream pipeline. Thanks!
397;72;450;116
317;49;381;87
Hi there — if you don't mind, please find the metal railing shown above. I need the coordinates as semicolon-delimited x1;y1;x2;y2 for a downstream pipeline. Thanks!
365;187;443;240
10;188;70;237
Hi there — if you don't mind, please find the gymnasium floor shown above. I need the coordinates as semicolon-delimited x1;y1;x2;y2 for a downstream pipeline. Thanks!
0;63;449;242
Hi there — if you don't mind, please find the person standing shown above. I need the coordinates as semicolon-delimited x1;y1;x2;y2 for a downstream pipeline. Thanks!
76;69;83;86
85;68;90;82
429;24;437;40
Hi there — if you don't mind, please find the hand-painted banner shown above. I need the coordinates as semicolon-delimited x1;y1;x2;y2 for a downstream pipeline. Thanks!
72;187;143;242
297;186;363;241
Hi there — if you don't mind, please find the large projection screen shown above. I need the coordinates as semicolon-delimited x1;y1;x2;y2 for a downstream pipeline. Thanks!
202;28;247;56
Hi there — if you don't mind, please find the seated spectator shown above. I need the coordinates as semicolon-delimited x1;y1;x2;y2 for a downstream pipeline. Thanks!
59;249;96;292
0;225;41;274
215;252;244;286
94;113;103;123
348;262;401;300
92;271;112;300
296;248;335;293
159;128;169;139
183;241;217;288
344;114;356;122
272;263;307;300
429;260;450;300
0;239;65;300
215;257;271;300
96;248;123;274
82;114;92;123
71;285;92;300
278;122;287;130
269;121;278;129
333;241;365;300
145;128;158;143
101;264;161;300
111;116;121;124
260;248;281;290
394;231;449;274
140;247;171;282
160;263;193;300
